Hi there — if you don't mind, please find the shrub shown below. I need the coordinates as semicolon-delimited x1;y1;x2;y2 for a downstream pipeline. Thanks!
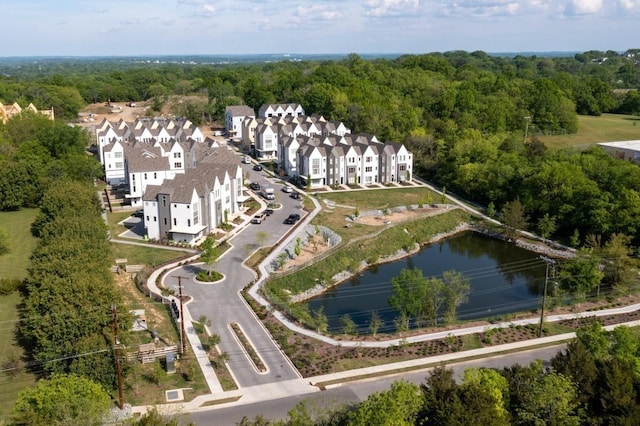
0;278;22;295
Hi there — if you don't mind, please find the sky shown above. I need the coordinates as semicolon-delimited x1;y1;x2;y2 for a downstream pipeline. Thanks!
1;0;639;57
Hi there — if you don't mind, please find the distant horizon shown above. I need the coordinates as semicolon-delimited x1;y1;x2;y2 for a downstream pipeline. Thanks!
0;50;607;62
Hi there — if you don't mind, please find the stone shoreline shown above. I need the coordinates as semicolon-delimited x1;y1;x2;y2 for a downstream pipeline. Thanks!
289;222;575;303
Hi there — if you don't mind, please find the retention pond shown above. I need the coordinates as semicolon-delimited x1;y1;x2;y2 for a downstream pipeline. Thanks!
306;231;548;334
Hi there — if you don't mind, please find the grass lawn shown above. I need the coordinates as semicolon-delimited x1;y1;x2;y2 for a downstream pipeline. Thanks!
539;113;640;150
0;293;36;422
110;243;193;268
107;211;135;238
0;209;39;421
0;209;38;280
315;187;440;211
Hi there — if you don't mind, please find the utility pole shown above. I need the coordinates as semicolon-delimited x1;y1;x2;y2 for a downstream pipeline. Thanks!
172;275;189;355
538;256;557;337
111;305;124;410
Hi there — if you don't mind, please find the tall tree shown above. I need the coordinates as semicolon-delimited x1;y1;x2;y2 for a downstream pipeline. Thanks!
441;270;471;323
348;380;423;426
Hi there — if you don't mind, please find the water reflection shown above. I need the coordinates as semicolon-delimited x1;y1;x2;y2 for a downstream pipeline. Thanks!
305;231;546;334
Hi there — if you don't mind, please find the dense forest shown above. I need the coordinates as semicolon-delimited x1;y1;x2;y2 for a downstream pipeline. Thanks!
3;49;640;243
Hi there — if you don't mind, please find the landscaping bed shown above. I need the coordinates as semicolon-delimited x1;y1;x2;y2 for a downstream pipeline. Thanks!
244;290;640;378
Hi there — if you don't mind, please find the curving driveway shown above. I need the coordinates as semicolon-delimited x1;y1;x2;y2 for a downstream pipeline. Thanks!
163;163;307;388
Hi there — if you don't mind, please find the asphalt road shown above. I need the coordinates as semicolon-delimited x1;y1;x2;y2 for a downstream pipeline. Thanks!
164;162;307;387
186;344;566;425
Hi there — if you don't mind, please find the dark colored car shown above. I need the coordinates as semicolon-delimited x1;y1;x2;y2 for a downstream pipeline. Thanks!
132;209;144;218
253;164;263;171
265;209;274;216
290;192;300;200
284;213;301;224
249;182;261;191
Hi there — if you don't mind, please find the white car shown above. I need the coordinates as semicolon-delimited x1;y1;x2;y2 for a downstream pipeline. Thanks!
241;156;251;164
281;185;293;193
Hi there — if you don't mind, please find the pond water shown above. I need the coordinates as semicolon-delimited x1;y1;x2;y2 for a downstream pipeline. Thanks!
306;231;548;334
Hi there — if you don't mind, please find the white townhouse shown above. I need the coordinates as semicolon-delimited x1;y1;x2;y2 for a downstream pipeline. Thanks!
286;133;413;189
142;151;244;244
102;140;126;184
258;103;304;118
225;105;255;139
254;122;280;160
123;144;180;207
96;118;205;185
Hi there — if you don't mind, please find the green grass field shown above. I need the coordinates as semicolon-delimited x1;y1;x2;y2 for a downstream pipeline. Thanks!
539;113;640;149
0;209;39;421
110;243;193;268
0;209;38;280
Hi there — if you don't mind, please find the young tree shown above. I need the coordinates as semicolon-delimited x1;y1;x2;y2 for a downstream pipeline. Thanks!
276;252;288;270
486;201;496;218
442;270;471;323
500;198;528;238
368;311;384;337
341;314;358;335
312;307;328;334
389;268;428;320
558;253;603;304
536;213;557;239
199;236;219;277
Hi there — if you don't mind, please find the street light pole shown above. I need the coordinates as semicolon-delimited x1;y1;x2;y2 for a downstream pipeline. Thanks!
538;256;556;337
172;275;189;355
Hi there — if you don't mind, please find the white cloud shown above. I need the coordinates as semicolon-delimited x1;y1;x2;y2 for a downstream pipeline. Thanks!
563;0;604;15
618;0;640;13
177;0;218;17
294;4;344;20
435;0;526;18
363;0;421;17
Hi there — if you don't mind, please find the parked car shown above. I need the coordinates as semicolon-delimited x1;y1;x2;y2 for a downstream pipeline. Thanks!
290;192;300;200
284;213;301;224
265;209;274;216
253;164;263;171
281;185;293;193
132;209;144;218
241;156;251;164
251;212;267;224
249;182;261;191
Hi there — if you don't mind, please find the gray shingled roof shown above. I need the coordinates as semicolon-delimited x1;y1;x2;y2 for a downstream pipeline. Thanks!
226;105;255;117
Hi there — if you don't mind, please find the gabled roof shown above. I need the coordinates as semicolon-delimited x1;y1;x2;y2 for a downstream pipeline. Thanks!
124;145;170;173
226;105;255;117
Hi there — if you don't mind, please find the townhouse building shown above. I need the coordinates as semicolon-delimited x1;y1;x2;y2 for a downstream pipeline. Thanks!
258;103;304;118
96;118;204;184
225;105;255;139
0;101;54;124
141;149;244;244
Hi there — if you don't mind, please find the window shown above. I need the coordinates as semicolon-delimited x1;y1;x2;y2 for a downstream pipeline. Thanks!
312;158;320;175
144;173;147;180
225;183;229;192
154;173;157;179
174;152;181;158
115;162;123;168
114;151;123;159
133;186;136;192
366;156;372;163
399;165;406;171
174;162;182;168
365;166;373;173
153;216;157;222
187;219;191;227
173;218;177;226
132;174;136;181
163;218;167;225
162;198;166;207
146;216;149;221
264;137;272;150
193;202;199;225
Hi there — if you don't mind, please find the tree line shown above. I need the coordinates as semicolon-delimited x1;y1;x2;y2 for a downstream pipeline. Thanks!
238;321;640;425
19;180;128;389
